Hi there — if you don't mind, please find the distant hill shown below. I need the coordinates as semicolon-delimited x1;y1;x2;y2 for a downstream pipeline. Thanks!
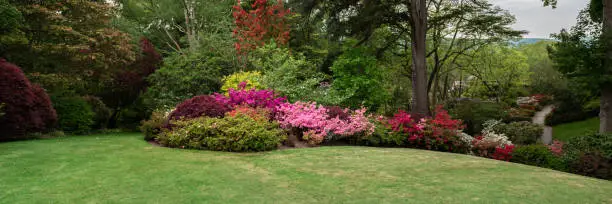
511;38;554;45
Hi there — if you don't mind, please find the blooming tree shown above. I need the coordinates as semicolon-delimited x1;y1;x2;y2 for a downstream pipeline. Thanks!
232;0;291;55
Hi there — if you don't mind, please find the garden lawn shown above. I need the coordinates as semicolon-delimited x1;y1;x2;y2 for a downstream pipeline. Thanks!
1;134;612;204
553;117;600;142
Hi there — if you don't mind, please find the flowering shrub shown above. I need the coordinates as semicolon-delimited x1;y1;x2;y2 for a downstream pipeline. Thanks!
226;105;271;122
492;145;515;161
169;95;231;121
548;140;564;156
275;102;374;145
214;87;286;113
492;121;543;145
404;106;470;153
388;110;422;134
326;106;350;121
472;120;514;159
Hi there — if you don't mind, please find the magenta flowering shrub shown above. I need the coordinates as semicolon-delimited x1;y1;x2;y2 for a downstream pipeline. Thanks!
381;106;470;153
276;101;374;145
214;86;286;112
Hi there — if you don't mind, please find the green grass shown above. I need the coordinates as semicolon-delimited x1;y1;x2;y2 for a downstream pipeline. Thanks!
553;117;600;142
1;133;612;203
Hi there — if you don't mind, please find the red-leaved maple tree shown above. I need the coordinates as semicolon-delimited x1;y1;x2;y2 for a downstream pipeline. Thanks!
232;0;291;55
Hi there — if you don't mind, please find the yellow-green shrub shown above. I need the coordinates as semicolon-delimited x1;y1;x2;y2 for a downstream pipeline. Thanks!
221;71;266;93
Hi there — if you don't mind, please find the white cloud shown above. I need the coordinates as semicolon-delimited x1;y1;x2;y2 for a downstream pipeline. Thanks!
489;0;589;38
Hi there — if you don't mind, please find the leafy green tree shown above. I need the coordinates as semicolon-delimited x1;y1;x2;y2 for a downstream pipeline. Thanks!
1;0;136;82
289;0;521;116
115;0;235;55
548;3;612;133
517;41;568;95
463;45;531;104
330;48;390;111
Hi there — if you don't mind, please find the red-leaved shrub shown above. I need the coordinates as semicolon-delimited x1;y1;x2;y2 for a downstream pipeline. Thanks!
0;59;57;139
326;106;350;121
30;84;57;131
169;95;231;121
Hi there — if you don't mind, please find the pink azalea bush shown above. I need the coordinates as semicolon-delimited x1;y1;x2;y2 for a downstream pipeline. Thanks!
275;101;374;145
214;82;286;113
548;140;564;156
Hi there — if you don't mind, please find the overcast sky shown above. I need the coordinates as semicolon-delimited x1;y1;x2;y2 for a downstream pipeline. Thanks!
489;0;589;38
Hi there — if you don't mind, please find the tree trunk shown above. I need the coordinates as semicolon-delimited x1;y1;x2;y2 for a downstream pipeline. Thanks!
601;0;612;133
410;0;430;117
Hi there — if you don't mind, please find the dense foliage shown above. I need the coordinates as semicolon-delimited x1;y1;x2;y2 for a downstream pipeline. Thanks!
169;95;231;121
52;97;95;134
145;52;233;109
0;59;56;139
511;145;566;170
492;121;543;145
448;100;507;135
221;71;265;93
158;114;286;152
140;110;169;141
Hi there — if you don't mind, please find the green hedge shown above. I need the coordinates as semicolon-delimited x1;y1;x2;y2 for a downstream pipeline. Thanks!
158;115;286;152
52;97;94;134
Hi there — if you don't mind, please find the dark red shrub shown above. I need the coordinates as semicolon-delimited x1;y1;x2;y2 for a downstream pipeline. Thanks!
326;106;350;121
169;95;231;121
570;152;612;180
0;59;56;140
30;84;57;131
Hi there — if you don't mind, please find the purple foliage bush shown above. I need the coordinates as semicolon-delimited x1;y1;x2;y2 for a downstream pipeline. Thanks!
0;59;57;139
169;95;231;121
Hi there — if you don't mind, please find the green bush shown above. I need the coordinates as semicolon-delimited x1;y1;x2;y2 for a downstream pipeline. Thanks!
158;115;286;152
356;120;405;147
144;51;233;110
564;133;612;160
511;145;566;171
493;121;543;145
140;110;168;141
329;48;390;111
448;100;507;135
563;133;612;180
82;96;111;129
52;97;94;134
254;43;333;103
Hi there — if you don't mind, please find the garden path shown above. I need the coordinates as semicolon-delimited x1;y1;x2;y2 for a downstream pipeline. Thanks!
533;105;554;145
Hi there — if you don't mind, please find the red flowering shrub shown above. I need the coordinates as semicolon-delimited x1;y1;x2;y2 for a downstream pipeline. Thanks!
383;106;470;153
0;59;57;139
227;105;271;122
492;144;515;161
169;95;231;121
388;110;421;134
407;106;470;153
